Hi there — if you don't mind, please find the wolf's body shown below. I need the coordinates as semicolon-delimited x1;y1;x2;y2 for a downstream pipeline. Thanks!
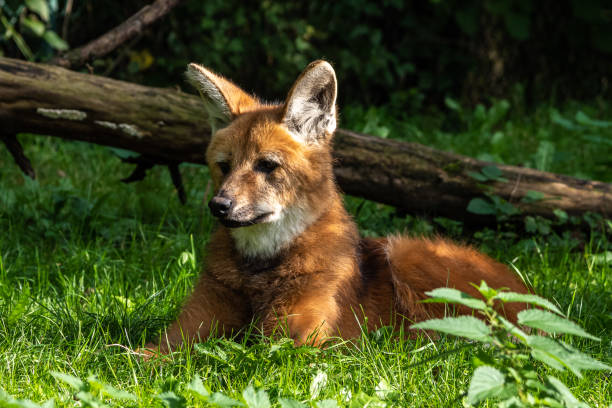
149;61;527;350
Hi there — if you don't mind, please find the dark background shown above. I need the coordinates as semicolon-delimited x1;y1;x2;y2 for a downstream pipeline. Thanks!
3;0;612;109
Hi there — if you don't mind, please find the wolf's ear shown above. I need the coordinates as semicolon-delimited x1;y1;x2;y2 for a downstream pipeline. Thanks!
282;60;337;144
186;63;259;130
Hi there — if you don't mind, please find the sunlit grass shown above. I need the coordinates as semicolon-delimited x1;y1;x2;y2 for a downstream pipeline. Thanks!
0;109;610;406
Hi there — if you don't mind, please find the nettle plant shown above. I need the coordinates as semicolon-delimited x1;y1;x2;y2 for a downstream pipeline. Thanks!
412;282;611;407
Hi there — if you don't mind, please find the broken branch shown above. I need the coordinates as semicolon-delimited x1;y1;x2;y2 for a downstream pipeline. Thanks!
1;134;35;179
51;0;183;69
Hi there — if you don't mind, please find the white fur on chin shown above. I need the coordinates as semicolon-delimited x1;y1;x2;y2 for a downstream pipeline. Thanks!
231;205;316;259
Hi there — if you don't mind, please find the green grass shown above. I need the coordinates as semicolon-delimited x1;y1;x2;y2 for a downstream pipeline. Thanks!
0;100;611;407
343;98;612;182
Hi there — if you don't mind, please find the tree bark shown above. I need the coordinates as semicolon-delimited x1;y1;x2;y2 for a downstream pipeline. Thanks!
1;57;610;222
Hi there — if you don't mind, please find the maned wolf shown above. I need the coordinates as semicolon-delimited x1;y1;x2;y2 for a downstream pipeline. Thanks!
146;60;528;352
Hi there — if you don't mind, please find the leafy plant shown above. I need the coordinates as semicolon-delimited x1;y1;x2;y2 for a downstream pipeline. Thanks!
0;0;68;61
467;165;519;220
468;165;508;184
412;282;611;407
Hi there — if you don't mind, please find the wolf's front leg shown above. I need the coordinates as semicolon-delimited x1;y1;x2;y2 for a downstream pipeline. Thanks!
146;274;251;353
264;293;340;347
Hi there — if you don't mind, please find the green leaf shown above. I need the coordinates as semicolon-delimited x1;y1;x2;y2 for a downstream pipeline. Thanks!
0;388;12;401
546;376;589;408
315;400;338;408
494;292;563;315
0;388;54;408
75;391;107;408
40;400;55;408
521;190;545;203
486;100;510;128
498;316;528;342
242;385;270;408
583;134;612;147
21;16;45;37
497;396;526;408
156;392;186;408
50;372;86;391
474;280;497;300
533;218;551;235
348;391;386;408
472;350;495;368
518;309;600;340
411;316;493;342
575;111;612;128
209;393;243;407
444;96;461;112
42;31;69;51
557;340;611;372
529;341;567;372
474;104;486;122
523;379;549;393
186;375;210;399
553;209;568;223
467;366;506;404
86;375;136;400
550;109;579;131
481;165;503;180
374;378;392;400
527;336;611;377
490;196;518;216
101;384;135;400
424;287;487;310
107;147;139;159
467;198;496;215
278;398;306;408
468;171;489;182
524;216;537;233
25;0;50;21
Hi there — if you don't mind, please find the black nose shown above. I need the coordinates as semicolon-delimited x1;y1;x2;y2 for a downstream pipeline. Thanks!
208;196;232;218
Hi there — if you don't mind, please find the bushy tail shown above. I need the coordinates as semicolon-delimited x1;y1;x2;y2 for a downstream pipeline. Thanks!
384;236;529;322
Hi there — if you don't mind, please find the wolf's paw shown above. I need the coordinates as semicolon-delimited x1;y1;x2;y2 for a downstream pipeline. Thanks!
133;347;159;360
106;343;168;361
130;343;171;362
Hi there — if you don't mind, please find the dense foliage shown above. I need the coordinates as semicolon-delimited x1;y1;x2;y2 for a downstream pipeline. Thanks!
2;0;612;108
413;284;610;407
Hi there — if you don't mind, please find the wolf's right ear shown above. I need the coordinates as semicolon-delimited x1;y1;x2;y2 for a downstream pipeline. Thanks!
186;63;259;130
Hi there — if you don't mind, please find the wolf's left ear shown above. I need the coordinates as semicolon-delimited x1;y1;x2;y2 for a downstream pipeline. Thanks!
186;63;259;130
282;60;337;144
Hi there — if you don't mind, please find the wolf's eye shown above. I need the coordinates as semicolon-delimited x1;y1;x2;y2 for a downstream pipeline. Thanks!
255;159;279;174
217;161;230;175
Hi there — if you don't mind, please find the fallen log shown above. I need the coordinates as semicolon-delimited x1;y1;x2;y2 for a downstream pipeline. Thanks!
0;57;610;222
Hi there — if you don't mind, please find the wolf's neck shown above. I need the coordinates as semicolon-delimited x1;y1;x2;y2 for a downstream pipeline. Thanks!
230;204;320;259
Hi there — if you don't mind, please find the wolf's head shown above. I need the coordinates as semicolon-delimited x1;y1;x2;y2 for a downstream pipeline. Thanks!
187;61;339;258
